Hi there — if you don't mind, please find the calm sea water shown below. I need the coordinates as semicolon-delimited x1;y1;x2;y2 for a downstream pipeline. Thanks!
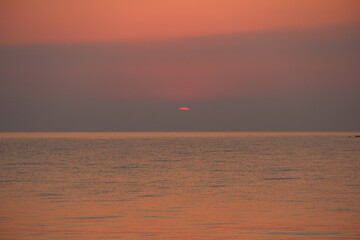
0;132;359;240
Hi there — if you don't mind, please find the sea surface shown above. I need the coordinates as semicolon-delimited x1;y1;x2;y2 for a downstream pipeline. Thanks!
0;132;359;239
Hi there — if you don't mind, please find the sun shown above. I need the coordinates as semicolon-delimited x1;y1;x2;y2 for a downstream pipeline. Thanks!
178;107;190;111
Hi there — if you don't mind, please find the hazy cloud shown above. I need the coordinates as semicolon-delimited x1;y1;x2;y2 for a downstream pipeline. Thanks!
0;23;359;131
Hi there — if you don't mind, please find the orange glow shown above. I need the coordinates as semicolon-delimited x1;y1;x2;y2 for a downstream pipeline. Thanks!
1;132;359;239
178;107;190;111
0;0;359;45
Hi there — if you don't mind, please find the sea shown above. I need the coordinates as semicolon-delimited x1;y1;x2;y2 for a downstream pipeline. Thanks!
0;132;359;240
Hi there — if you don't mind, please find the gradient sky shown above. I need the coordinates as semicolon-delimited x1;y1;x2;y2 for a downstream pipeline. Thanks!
0;0;359;131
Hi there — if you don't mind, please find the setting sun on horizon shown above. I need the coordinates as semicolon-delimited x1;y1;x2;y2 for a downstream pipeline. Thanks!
0;1;360;240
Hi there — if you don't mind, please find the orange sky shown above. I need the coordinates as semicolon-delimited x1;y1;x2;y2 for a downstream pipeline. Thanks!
0;0;360;131
1;0;360;45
